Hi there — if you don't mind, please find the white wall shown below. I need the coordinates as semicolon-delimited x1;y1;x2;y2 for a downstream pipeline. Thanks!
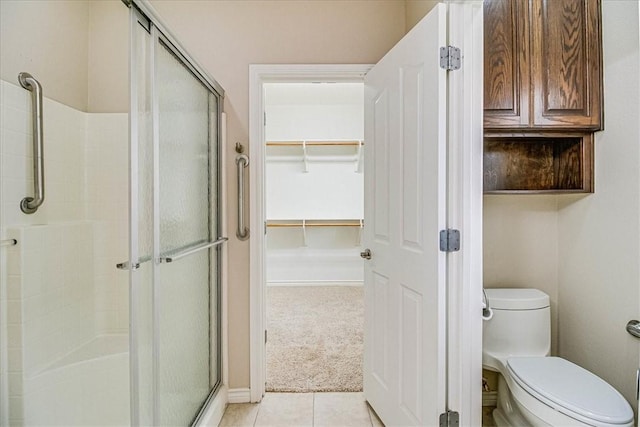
265;83;364;221
88;1;129;113
0;0;128;114
557;0;640;411
0;1;90;112
405;0;440;32
483;196;560;354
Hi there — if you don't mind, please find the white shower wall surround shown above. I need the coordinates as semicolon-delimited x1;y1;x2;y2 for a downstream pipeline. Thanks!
7;224;130;426
0;79;129;425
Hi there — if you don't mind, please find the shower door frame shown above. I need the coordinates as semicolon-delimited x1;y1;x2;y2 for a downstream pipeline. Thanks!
128;1;228;425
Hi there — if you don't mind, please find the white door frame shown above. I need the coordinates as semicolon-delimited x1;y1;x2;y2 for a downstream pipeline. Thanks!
248;64;372;403
248;3;483;417
445;3;484;426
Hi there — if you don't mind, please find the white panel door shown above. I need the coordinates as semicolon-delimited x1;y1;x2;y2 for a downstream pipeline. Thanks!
363;4;447;426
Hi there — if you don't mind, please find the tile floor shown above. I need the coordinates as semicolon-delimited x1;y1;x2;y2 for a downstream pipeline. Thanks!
219;392;384;427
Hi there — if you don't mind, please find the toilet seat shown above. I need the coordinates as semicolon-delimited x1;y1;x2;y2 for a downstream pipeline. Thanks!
507;357;634;426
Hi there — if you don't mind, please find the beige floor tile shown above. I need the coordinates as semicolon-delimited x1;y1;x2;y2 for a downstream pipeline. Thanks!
219;403;260;427
367;405;384;427
314;392;372;427
253;392;314;427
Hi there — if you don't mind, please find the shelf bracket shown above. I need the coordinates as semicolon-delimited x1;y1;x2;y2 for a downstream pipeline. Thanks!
355;139;363;173
302;219;308;246
302;140;309;173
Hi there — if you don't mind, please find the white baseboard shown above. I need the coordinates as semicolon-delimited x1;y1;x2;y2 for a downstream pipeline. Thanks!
267;280;363;287
482;391;497;407
228;388;252;403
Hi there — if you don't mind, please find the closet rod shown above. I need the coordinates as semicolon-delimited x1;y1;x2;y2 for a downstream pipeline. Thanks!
266;221;363;228
266;140;364;147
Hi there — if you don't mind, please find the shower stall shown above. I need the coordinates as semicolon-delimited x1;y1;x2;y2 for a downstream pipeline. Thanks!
0;1;226;425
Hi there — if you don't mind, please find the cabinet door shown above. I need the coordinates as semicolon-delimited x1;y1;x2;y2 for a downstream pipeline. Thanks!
484;0;530;129
531;0;603;130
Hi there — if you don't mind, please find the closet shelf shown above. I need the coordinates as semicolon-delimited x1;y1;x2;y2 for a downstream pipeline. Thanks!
266;219;363;246
266;140;364;172
266;140;364;147
266;219;363;228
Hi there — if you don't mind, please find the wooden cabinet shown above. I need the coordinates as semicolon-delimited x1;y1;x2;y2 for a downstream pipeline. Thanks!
484;0;603;132
484;0;530;129
483;133;593;193
483;0;602;194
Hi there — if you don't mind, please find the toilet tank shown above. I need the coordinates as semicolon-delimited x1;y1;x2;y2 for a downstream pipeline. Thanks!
483;288;551;372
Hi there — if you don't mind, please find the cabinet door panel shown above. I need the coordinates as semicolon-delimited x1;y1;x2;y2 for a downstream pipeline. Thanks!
484;0;530;129
532;0;602;130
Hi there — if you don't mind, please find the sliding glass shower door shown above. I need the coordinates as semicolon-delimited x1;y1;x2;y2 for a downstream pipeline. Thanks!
156;35;221;425
129;7;223;426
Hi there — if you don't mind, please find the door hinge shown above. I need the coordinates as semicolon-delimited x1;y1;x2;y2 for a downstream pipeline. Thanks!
264;112;267;126
440;46;461;71
440;229;460;252
439;410;460;427
265;330;268;344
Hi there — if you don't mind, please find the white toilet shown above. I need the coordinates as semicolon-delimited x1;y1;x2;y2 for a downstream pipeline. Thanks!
483;288;634;427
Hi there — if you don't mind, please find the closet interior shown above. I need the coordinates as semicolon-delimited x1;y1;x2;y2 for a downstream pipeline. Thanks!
264;82;365;392
265;83;364;286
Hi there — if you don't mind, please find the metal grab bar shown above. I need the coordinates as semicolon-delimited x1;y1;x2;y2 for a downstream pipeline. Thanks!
19;72;45;214
236;154;250;240
158;238;228;263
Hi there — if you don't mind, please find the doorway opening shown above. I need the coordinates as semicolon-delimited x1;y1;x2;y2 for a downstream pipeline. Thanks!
249;4;483;419
263;82;365;392
248;65;371;401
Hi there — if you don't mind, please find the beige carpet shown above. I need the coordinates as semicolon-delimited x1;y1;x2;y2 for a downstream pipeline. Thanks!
266;286;363;392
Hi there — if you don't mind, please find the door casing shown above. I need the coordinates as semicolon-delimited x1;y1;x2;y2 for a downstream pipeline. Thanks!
248;3;483;420
248;64;371;403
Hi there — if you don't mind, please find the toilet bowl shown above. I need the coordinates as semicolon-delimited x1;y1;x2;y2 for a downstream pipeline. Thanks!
483;288;634;427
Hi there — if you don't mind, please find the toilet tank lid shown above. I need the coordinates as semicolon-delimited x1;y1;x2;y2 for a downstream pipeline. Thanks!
485;288;549;310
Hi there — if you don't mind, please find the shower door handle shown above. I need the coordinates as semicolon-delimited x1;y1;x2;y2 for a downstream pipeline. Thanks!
115;255;152;271
158;238;228;263
116;261;140;271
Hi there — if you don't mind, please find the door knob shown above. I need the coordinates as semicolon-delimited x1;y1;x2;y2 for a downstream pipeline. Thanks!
627;320;640;338
360;249;372;260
